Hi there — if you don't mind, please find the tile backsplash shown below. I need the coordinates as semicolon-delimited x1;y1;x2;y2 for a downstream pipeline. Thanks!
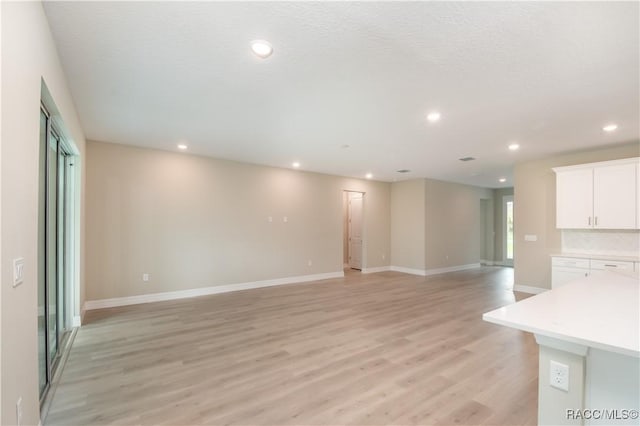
561;230;640;257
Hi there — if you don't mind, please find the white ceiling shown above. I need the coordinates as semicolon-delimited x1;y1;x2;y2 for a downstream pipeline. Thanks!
43;1;639;187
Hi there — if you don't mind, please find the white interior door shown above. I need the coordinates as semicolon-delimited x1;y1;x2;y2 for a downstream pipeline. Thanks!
348;193;363;270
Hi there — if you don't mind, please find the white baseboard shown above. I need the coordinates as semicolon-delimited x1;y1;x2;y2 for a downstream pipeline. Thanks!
85;271;345;310
481;260;509;266
389;263;481;277
72;315;82;327
425;263;481;276
389;266;428;276
513;284;548;295
361;266;391;274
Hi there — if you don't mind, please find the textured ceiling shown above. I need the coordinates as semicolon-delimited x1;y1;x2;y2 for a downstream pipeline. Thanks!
43;1;639;187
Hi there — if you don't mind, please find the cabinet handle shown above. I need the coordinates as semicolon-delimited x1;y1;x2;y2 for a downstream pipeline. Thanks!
595;216;598;226
604;264;617;268
588;217;591;226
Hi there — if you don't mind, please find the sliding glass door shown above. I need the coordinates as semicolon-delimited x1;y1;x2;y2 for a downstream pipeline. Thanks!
39;106;71;400
38;109;48;395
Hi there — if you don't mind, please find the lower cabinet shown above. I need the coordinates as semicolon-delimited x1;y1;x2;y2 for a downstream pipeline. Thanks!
551;256;636;289
551;257;590;288
590;259;635;272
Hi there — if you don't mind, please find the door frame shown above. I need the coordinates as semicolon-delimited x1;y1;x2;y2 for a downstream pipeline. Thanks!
343;190;366;271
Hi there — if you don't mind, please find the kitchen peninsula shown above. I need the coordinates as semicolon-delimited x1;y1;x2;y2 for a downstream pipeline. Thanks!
484;270;639;425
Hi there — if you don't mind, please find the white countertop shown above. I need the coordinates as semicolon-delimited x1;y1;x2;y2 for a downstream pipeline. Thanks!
550;252;640;262
483;270;640;358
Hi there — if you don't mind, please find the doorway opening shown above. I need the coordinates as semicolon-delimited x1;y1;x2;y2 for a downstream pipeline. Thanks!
343;191;364;271
503;195;514;266
479;198;494;265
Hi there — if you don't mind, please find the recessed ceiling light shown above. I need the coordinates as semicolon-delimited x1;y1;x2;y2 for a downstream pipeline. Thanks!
602;124;618;132
365;173;373;179
251;40;273;59
177;144;188;150
499;177;507;183
426;112;441;122
508;143;520;151
292;162;300;168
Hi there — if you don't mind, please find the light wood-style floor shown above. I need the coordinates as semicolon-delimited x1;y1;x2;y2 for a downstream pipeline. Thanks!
46;267;538;426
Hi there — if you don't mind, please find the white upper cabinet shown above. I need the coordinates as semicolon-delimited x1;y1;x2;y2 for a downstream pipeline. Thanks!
553;158;639;230
556;168;593;228
593;163;637;229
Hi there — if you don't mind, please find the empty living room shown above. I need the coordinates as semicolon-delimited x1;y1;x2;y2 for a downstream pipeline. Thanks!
1;1;639;426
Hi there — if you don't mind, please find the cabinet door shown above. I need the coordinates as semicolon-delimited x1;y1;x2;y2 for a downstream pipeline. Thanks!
551;267;589;289
593;163;637;229
556;169;593;229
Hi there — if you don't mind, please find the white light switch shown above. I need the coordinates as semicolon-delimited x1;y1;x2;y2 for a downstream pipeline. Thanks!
13;258;25;287
524;234;538;242
142;273;150;282
283;216;288;223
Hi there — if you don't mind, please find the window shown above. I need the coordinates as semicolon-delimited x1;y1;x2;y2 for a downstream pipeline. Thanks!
503;195;514;266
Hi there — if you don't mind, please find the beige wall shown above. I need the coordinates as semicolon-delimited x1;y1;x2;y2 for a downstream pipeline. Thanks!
493;187;514;263
424;179;493;269
390;179;426;270
514;142;640;290
390;178;493;271
86;141;390;300
1;2;87;425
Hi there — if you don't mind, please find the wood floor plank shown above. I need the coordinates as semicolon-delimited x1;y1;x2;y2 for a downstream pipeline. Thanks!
46;267;538;425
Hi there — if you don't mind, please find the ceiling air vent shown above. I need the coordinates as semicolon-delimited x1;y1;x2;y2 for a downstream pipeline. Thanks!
459;157;476;162
396;169;411;173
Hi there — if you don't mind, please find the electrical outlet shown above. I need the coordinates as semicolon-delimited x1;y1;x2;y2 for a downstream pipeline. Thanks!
550;360;569;391
142;273;150;282
16;397;22;426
